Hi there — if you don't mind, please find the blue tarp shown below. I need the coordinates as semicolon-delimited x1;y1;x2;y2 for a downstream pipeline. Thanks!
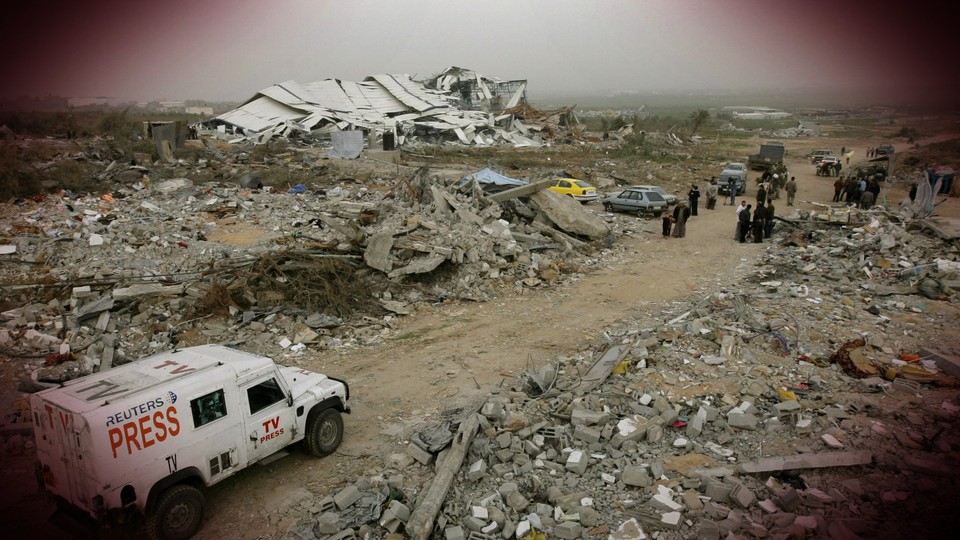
458;167;527;187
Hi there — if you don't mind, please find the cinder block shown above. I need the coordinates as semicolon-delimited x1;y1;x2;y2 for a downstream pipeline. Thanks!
646;424;663;443
649;492;684;513
334;485;361;510
622;465;652;487
682;489;704;513
444;525;466;540
467;459;487;481
704;481;732;504
727;412;758;430
574;424;602;444
406;442;434;465
565;450;588;475
571;408;607;426
553;521;582;539
730;483;756;508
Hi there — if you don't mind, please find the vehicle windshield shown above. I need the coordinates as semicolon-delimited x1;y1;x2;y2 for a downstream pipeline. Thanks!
646;192;665;202
725;163;744;171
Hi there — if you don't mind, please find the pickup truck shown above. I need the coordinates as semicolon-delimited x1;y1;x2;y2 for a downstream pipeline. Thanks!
874;144;895;156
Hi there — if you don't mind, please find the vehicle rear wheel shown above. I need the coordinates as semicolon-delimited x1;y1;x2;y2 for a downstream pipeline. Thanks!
304;408;343;457
603;202;613;212
146;484;204;540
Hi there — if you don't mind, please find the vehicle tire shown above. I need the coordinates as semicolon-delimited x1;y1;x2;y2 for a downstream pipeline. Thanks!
653;211;662;218
146;484;204;540
603;202;613;212
304;408;343;457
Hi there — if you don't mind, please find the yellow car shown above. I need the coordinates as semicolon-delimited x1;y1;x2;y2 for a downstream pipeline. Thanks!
547;178;598;203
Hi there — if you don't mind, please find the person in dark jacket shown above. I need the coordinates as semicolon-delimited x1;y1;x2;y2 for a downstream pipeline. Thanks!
738;204;752;243
671;202;691;237
752;203;767;243
688;184;701;216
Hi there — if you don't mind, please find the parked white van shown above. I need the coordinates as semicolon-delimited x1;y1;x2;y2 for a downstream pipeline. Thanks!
31;344;350;539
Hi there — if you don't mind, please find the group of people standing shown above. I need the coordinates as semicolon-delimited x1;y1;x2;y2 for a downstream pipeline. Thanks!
735;198;776;243
661;178;721;238
832;174;883;208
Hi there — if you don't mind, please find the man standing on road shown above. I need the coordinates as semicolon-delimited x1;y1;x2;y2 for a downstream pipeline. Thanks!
757;183;767;207
688;184;701;216
832;176;844;202
785;176;798;206
671;202;690;238
727;177;737;206
706;178;719;210
752;202;767;243
738;203;752;243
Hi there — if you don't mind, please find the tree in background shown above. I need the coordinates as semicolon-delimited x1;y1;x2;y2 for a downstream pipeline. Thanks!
688;108;710;137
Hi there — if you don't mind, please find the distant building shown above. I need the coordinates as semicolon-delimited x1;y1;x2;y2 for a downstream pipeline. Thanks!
159;101;186;111
186;106;214;116
67;96;111;108
723;106;792;120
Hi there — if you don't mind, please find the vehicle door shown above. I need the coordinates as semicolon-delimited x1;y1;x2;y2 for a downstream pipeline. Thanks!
242;375;296;462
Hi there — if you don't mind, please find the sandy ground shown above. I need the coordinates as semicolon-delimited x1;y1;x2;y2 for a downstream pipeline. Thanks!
3;137;957;539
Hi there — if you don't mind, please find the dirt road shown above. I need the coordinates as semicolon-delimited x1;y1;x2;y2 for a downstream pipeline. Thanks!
195;150;873;539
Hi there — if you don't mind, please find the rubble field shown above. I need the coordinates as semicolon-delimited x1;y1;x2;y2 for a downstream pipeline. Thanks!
2;118;960;540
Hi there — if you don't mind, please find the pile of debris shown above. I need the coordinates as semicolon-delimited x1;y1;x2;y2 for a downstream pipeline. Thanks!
283;204;960;540
0;166;610;383
203;67;587;148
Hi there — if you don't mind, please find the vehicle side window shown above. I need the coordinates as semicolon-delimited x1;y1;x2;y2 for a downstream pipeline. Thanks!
560;180;571;188
247;378;286;415
191;389;227;428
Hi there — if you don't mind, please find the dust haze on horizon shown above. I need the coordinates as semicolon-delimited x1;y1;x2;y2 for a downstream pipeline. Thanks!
2;0;956;108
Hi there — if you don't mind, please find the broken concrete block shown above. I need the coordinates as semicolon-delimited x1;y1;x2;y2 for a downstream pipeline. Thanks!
506;490;529;512
776;488;801;512
573;424;601;444
821;433;844;448
334;485;361;510
774;400;801;415
608;518;648;540
681;490;704;513
570;408;607;426
727;412;758;430
704;481;732;504
730;483;756;508
699;405;719;422
565;450;588;475
649;491;683;513
660;511;682;530
687;410;704;437
406;442;434;465
467;459;487;481
622;465;652;487
553;521;582;539
645;424;663;443
444;525;465;540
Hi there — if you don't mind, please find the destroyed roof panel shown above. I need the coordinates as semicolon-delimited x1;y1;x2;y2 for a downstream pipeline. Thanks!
367;74;449;112
297;80;358;112
216;96;306;133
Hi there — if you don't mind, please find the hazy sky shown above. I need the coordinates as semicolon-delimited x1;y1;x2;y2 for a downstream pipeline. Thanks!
3;0;955;105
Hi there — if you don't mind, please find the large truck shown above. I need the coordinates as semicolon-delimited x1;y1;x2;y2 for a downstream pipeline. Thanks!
747;141;786;171
31;344;350;540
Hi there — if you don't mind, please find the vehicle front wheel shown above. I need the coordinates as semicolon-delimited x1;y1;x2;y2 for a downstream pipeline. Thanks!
304;408;344;457
146;484;204;540
603;202;613;212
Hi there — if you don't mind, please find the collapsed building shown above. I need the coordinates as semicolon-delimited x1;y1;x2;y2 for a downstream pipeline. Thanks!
203;68;571;148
